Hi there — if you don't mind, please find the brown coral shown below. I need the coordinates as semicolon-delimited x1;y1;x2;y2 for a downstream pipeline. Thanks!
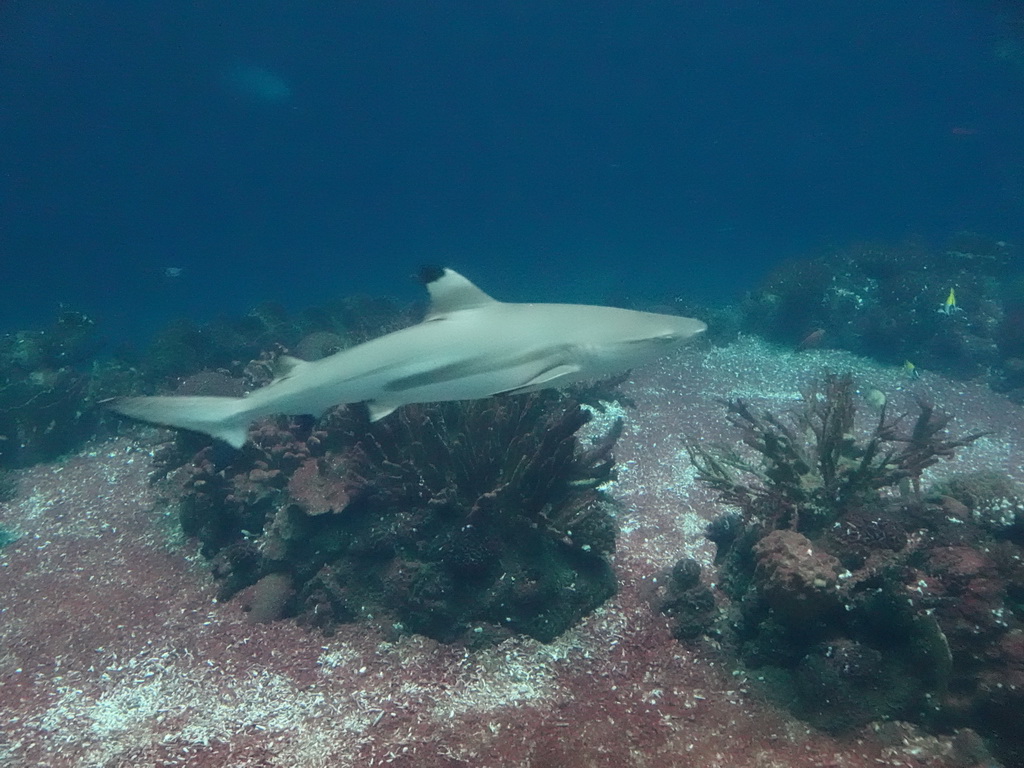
752;530;842;625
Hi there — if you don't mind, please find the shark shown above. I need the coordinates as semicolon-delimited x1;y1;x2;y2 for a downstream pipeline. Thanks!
109;266;707;448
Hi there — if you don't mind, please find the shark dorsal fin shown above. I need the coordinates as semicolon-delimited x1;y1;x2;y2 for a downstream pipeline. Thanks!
421;266;499;320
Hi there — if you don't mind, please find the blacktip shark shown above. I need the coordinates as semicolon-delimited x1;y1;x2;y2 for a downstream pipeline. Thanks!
110;267;707;449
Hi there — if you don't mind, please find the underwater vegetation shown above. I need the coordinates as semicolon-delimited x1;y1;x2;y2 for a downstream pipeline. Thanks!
677;371;1024;764
162;390;620;646
742;235;1024;396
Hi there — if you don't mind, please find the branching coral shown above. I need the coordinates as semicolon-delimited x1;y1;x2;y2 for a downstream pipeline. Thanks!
291;393;620;642
687;372;985;533
336;393;619;545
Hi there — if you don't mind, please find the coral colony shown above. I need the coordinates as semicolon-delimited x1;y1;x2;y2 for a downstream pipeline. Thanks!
4;238;1024;764
175;392;620;645
683;372;1024;761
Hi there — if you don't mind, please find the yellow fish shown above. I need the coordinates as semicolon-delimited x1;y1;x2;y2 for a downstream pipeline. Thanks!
903;360;920;379
940;287;957;315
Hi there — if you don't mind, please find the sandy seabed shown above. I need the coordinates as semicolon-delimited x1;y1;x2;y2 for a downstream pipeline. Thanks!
2;337;1019;768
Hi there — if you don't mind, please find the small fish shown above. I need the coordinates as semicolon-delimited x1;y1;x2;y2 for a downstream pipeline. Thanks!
939;287;958;315
797;328;825;351
904;360;920;379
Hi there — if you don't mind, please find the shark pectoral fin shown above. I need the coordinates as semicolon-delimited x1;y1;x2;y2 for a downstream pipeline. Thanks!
492;364;582;396
268;355;309;385
277;355;306;373
366;401;401;422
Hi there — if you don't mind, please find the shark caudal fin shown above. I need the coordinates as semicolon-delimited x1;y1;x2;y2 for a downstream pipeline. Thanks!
108;395;252;449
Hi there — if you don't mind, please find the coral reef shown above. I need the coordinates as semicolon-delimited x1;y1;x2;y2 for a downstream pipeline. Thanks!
742;236;1024;390
2;430;972;767
0;311;135;468
934;470;1024;542
4;319;1004;766
164;392;620;645
681;371;1024;763
751;530;843;626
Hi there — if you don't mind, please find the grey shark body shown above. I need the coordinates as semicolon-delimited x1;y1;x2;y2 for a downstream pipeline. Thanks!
111;268;706;448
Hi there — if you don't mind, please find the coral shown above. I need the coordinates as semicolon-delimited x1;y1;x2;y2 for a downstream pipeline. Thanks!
921;546;1005;645
174;371;248;398
677;372;1024;755
934;471;1024;541
687;372;984;534
134;291;412;392
293;394;620;643
752;530;842;625
822;506;908;570
0;311;137;468
240;572;296;623
714;526;958;736
705;511;743;552
792;638;924;732
141;319;226;384
742;237;1022;382
165;392;621;645
658;558;717;640
293;331;344;361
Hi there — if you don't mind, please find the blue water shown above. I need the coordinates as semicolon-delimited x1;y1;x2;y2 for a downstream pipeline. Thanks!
2;1;1023;345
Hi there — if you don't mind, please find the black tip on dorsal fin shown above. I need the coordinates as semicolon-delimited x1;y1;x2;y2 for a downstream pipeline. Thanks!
418;266;498;319
417;265;447;285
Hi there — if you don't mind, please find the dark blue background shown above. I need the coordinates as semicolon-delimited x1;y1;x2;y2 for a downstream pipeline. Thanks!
2;1;1022;344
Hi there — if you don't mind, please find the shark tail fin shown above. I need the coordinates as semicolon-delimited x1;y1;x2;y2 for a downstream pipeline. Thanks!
109;395;253;449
